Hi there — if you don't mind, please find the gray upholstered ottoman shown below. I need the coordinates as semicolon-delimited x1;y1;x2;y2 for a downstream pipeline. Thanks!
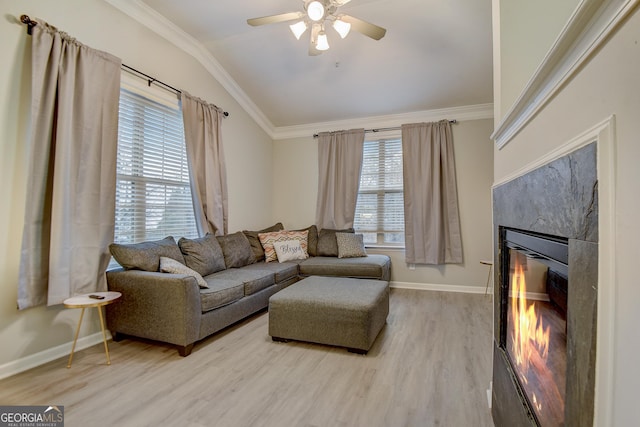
268;276;389;354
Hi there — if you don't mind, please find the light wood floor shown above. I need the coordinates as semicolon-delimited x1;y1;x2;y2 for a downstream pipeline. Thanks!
0;289;494;427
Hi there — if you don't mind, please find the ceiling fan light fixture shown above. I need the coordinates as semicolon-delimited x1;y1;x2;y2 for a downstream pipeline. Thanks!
316;31;330;51
333;19;351;38
289;21;308;40
307;1;325;22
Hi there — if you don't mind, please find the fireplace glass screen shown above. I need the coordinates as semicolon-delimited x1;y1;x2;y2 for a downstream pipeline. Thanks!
501;229;568;426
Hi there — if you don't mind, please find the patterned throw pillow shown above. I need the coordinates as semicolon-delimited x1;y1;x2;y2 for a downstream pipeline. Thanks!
243;222;284;263
258;230;309;263
273;240;308;262
294;225;318;257
159;256;209;289
336;233;367;258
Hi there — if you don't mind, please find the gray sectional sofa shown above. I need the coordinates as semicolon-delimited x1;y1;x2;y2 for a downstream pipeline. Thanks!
106;224;390;356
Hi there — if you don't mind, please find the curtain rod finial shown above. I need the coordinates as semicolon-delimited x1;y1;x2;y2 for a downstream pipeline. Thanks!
20;14;37;35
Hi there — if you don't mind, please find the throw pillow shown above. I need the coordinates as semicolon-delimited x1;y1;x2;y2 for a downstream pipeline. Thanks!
109;236;185;271
273;240;308;262
159;256;209;289
243;222;284;263
216;232;255;268
178;233;226;276
336;233;367;258
258;230;309;263
317;228;354;257
295;225;318;257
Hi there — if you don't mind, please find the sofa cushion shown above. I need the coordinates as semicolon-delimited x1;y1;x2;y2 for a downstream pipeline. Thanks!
243;222;284;263
242;261;300;283
178;234;226;276
258;230;309;263
110;236;185;272
207;268;276;296
200;279;244;312
217;232;255;268
295;225;318;257
274;240;308;262
317;228;354;257
299;254;391;281
336;233;367;258
159;256;209;289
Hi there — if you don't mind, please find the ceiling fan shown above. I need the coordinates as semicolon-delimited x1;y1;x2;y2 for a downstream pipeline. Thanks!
247;0;387;56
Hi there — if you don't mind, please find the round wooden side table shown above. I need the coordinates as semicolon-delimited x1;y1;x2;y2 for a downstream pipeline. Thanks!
63;291;121;368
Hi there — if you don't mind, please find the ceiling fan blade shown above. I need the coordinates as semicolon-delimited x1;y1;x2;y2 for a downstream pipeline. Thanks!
332;0;352;5
340;15;387;40
247;11;304;27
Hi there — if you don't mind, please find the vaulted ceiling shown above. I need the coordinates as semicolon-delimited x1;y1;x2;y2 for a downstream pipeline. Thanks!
132;0;493;130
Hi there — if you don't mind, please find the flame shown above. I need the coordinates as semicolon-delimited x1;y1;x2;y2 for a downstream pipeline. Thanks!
510;258;551;376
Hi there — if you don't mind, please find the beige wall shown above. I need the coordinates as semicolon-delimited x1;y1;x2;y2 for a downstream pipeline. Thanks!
0;0;273;370
498;0;580;122
273;119;495;290
495;2;640;425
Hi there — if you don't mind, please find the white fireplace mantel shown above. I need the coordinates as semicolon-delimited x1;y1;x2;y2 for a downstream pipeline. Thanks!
492;0;639;149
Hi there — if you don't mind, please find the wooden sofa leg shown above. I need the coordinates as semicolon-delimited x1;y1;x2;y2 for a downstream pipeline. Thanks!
178;343;194;357
111;332;125;342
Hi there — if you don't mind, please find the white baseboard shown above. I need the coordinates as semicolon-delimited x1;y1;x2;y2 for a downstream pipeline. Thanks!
390;281;493;295
0;331;111;380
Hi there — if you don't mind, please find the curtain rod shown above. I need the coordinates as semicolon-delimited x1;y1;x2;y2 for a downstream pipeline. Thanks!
121;65;229;117
312;120;457;138
20;14;229;118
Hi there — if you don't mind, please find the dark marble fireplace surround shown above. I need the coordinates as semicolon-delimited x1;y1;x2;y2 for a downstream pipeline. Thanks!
492;143;598;426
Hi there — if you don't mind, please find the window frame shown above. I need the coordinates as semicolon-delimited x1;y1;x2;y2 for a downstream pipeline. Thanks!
354;131;405;249
109;74;198;268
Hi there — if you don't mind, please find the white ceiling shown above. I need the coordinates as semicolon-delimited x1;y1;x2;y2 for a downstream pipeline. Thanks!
139;0;493;129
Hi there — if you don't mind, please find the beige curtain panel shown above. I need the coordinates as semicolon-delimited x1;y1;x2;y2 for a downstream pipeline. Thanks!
18;19;121;309
181;92;228;236
401;121;463;265
315;129;365;229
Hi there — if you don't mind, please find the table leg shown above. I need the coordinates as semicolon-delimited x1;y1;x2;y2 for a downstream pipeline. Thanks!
97;306;111;365
67;307;85;368
484;264;493;295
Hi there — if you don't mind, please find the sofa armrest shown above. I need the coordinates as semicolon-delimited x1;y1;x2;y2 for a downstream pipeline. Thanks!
105;269;201;347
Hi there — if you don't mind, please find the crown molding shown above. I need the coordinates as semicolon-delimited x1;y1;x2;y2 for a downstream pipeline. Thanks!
272;103;495;140
105;0;276;137
105;0;493;141
492;0;639;149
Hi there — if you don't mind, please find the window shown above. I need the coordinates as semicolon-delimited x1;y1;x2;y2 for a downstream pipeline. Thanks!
111;81;197;265
354;138;405;246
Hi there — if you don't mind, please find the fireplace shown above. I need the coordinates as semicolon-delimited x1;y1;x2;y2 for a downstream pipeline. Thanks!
491;143;598;427
500;228;568;426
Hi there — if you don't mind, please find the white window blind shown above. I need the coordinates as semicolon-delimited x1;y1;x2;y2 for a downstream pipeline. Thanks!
112;87;197;261
354;138;405;246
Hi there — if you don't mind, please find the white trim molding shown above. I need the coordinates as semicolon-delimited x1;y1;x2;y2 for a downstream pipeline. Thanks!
0;331;112;380
273;103;495;140
492;116;615;187
391;281;493;295
492;0;639;149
